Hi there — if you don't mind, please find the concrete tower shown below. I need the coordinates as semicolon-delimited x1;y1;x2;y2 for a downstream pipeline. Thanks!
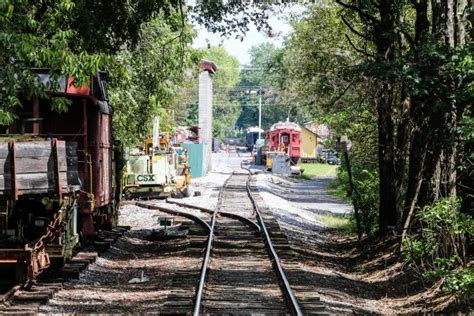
198;60;217;173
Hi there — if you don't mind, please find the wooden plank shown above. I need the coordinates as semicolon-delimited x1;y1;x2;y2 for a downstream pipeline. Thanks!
0;156;11;176
0;144;8;159
59;171;67;190
16;173;53;190
0;174;11;191
1;141;67;159
12;172;67;192
15;141;52;158
0;157;68;175
0;141;72;194
57;141;66;157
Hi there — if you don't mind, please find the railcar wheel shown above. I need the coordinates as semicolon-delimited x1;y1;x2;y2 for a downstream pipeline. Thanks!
182;187;191;198
124;190;132;200
171;190;183;199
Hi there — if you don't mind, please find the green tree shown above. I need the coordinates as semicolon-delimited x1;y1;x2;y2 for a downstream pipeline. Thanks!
203;47;241;140
280;5;379;236
0;0;112;124
0;0;199;145
109;12;198;145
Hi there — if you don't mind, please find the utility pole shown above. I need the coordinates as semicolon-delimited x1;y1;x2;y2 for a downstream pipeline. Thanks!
258;86;262;140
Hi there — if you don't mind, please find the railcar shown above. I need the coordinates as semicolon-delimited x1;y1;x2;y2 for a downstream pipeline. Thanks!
266;121;302;165
245;126;263;151
0;69;122;284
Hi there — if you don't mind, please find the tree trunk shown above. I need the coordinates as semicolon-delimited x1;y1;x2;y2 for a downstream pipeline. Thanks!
402;0;431;229
394;97;410;227
440;0;460;198
446;0;456;47
376;0;399;234
377;83;397;233
469;0;474;41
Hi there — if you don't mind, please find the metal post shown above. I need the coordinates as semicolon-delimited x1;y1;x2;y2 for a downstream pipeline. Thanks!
258;86;262;140
33;97;40;135
343;150;362;240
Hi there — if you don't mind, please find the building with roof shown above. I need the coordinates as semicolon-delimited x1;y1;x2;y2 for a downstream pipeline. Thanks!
300;126;318;162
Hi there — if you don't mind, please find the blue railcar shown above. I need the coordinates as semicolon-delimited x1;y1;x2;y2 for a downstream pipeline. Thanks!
245;127;263;151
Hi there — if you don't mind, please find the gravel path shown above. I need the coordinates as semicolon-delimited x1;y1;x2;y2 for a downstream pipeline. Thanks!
255;173;352;232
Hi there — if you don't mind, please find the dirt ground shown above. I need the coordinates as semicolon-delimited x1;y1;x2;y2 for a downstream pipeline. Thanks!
40;153;239;313
254;172;469;314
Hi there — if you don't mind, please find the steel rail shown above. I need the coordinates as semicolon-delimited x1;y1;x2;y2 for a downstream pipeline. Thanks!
134;202;211;233
192;205;216;316
192;174;233;316
166;199;261;233
245;174;303;316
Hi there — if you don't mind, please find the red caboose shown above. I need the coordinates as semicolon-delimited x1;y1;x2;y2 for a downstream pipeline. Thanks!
266;121;301;164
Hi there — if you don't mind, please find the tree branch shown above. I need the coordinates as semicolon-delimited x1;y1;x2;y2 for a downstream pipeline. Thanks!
322;80;355;109
345;34;376;58
341;14;371;40
335;0;380;24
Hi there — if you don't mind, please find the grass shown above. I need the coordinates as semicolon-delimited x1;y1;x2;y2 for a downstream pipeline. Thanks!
328;177;351;201
316;213;353;232
300;163;338;179
300;163;354;233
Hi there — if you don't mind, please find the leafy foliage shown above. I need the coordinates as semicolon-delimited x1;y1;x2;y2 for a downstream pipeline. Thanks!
336;163;379;235
203;47;241;140
402;198;474;295
236;43;293;130
0;0;112;124
109;12;198;145
191;1;273;39
0;0;199;145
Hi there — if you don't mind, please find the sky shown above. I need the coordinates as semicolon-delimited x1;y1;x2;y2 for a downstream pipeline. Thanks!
192;7;302;65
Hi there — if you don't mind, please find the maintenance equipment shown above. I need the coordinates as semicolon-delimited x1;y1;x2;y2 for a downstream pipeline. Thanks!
123;132;191;200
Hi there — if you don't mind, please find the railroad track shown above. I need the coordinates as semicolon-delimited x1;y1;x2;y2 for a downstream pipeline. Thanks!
129;172;302;314
197;172;299;314
1;160;326;314
163;169;326;314
0;226;129;314
182;170;325;315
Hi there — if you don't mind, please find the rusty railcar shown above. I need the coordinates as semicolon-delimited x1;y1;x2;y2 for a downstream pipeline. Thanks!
0;70;122;284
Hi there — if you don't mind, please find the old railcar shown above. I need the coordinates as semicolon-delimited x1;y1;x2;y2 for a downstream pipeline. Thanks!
0;70;122;284
266;121;302;165
245;126;263;151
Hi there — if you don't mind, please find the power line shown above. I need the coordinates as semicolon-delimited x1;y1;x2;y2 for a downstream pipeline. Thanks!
179;86;281;90
182;103;291;107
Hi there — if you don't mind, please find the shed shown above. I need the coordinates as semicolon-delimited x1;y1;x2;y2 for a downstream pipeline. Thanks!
300;126;318;161
183;143;207;178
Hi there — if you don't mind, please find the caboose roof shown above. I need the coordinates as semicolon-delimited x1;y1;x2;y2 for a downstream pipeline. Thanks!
269;121;301;132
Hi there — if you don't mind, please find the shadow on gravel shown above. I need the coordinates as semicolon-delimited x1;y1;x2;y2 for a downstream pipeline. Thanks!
259;178;347;206
45;228;205;314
